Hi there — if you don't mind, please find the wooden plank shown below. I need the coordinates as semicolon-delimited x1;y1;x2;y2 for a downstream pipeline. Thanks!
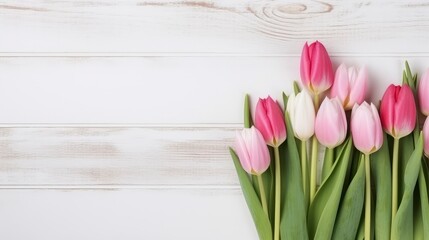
1;0;429;54
0;126;241;186
0;188;258;239
0;56;427;123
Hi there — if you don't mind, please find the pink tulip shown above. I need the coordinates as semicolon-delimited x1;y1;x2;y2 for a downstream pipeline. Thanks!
300;41;334;95
330;64;368;110
315;97;347;148
424;117;429;157
419;70;429;116
255;96;287;147
380;84;416;139
234;126;270;175
351;102;383;154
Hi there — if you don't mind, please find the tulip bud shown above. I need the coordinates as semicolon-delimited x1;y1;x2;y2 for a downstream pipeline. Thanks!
424;117;429;157
315;97;347;148
255;96;287;147
419;69;429;116
330;64;368;110
300;41;334;95
351;102;383;154
234;126;271;175
380;84;416;139
286;90;315;141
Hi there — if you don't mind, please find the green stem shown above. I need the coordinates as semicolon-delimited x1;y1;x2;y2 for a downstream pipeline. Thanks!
301;140;308;202
365;154;371;240
392;138;399;224
310;93;320;204
322;147;334;182
310;135;318;204
257;174;269;218
274;147;281;240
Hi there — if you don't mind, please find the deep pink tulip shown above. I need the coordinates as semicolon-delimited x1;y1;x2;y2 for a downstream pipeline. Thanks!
351;102;383;154
315;97;347;148
300;41;334;95
424;117;429;157
380;84;416;139
419;70;429;116
234;126;270;175
330;64;367;110
255;96;287;147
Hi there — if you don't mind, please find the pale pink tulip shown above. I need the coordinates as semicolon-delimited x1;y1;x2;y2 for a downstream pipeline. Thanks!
255;96;287;147
330;64;367;110
351;102;383;154
380;84;416;139
315;97;347;148
234;126;271;175
424;117;429;157
419;70;429;116
300;41;334;95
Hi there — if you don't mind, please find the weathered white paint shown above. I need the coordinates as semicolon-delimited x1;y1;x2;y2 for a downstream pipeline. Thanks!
1;0;429;238
0;126;238;186
0;56;428;124
0;189;258;240
1;0;429;54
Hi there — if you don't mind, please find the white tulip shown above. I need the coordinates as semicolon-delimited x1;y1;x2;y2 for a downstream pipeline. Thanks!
286;90;315;141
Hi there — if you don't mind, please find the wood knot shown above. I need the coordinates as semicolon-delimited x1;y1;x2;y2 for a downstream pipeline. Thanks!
277;3;307;14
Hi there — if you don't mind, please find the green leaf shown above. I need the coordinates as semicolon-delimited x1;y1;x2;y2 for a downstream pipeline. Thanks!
399;134;414;198
332;154;365;240
321;147;334;182
417;167;429;239
244;94;253;128
391;134;424;240
402;70;408;86
423;158;429;198
308;138;353;240
282;92;288;111
279;114;309;240
293;81;301;95
355;211;365;240
229;148;273;240
414;194;424;240
371;134;392;240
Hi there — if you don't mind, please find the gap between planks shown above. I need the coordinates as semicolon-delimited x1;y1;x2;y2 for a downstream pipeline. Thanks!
0;123;243;128
2;52;429;57
0;184;241;190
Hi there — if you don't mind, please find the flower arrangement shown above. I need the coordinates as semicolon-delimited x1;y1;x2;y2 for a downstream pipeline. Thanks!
229;41;429;240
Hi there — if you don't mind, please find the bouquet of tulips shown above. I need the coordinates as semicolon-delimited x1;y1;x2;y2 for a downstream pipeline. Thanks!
229;41;429;240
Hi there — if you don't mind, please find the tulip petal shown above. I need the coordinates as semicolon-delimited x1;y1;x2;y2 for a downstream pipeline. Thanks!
380;85;397;136
419;70;429;116
423;117;429;157
315;97;347;148
331;63;350;107
347;66;367;110
255;98;275;146
370;103;384;151
234;130;252;174
309;42;333;93
300;42;311;89
393;85;416;138
291;90;315;141
352;102;379;154
250;127;270;174
266;96;287;146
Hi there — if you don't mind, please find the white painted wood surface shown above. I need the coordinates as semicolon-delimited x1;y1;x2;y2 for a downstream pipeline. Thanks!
1;57;429;124
1;0;429;239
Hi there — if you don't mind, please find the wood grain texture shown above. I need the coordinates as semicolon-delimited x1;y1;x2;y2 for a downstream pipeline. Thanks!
0;188;258;240
1;0;429;54
0;126;240;186
0;56;428;123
